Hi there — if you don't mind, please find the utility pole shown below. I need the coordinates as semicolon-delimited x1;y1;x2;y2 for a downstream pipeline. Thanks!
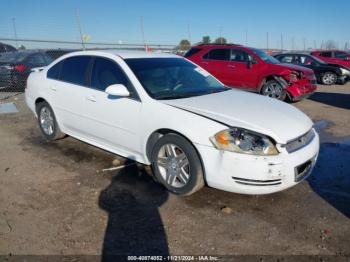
292;37;295;51
280;33;283;52
314;40;316;50
266;32;269;51
219;27;222;44
187;23;191;45
140;16;147;51
12;18;18;48
245;30;248;46
303;38;306;51
75;9;85;50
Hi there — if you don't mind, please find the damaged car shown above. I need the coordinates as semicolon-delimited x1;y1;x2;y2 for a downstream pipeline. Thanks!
25;50;319;196
185;44;317;101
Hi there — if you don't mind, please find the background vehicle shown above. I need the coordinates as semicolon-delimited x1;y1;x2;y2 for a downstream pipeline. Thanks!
0;42;17;55
25;50;319;196
43;49;76;60
311;50;350;68
274;53;350;85
185;44;317;101
0;50;53;91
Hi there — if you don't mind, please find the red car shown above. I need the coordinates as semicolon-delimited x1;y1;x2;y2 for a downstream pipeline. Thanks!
311;50;350;68
185;44;317;101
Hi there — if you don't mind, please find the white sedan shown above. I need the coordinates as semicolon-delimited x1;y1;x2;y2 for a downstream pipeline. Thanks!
25;50;320;195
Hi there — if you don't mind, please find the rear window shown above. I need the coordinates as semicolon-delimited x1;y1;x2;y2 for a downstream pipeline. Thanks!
184;48;202;58
320;52;332;57
47;61;63;80
60;56;91;86
0;52;28;63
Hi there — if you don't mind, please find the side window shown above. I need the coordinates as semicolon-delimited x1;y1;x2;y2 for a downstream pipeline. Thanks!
279;55;294;63
47;61;63;80
91;57;129;91
299;56;314;65
27;54;46;65
230;49;248;62
334;52;349;59
203;49;230;61
320;52;332;57
60;56;91;86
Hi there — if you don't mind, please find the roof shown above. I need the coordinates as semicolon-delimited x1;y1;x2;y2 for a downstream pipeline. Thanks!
69;49;180;59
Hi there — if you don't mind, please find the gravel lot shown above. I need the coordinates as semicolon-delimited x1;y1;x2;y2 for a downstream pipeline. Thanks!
0;84;349;259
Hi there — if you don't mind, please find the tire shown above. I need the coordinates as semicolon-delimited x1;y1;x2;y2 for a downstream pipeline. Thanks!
321;72;337;85
151;133;205;196
36;101;65;141
261;80;286;100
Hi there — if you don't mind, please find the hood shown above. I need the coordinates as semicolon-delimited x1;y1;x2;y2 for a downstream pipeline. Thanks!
278;63;314;74
162;90;313;144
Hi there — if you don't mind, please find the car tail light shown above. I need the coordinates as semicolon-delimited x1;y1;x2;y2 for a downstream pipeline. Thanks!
14;64;26;72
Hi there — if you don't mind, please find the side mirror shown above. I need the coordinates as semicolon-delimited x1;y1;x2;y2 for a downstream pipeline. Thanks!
105;84;130;97
344;57;350;61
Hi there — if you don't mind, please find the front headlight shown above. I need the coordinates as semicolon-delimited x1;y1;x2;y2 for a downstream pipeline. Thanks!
340;68;350;75
210;128;279;156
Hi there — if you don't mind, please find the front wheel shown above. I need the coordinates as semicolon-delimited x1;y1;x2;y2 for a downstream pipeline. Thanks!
321;72;337;85
261;80;286;100
151;134;205;196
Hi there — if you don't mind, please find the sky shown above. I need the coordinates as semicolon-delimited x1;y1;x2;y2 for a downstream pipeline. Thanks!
0;0;349;49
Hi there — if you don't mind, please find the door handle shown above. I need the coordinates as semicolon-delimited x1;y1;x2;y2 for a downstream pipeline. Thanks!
202;61;208;65
50;86;57;91
86;95;96;102
227;65;236;68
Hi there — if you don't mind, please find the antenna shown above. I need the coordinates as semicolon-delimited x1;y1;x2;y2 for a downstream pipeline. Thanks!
187;23;192;44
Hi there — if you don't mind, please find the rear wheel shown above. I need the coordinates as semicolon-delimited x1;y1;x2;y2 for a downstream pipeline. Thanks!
261;80;286;100
36;101;65;141
151;134;204;196
321;72;337;85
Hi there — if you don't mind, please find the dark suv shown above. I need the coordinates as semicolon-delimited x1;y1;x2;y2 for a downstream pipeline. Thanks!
0;42;16;55
185;44;317;101
274;53;350;85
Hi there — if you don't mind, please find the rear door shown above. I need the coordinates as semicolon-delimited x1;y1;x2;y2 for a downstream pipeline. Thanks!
200;48;232;85
48;55;92;137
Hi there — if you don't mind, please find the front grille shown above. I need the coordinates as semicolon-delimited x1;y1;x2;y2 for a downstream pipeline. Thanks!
295;160;313;182
232;177;282;186
285;129;315;153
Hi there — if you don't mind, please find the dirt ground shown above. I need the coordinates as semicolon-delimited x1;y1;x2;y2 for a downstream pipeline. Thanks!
0;84;349;260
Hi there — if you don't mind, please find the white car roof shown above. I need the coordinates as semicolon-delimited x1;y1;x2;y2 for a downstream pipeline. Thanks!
69;49;180;59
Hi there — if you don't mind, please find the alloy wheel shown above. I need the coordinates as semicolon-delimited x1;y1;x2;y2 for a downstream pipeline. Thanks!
39;106;55;135
322;72;337;85
262;81;283;99
156;143;190;188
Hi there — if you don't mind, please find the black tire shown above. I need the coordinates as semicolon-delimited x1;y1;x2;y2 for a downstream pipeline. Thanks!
151;133;204;196
261;80;286;100
321;72;337;85
36;101;66;141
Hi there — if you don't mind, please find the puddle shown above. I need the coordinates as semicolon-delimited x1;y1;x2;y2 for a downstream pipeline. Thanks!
0;102;18;114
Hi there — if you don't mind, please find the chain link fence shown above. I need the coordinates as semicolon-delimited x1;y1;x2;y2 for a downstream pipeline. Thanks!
0;37;178;97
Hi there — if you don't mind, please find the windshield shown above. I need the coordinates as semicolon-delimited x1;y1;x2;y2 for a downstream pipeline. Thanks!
125;58;228;100
311;55;327;64
0;52;28;63
252;49;280;64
